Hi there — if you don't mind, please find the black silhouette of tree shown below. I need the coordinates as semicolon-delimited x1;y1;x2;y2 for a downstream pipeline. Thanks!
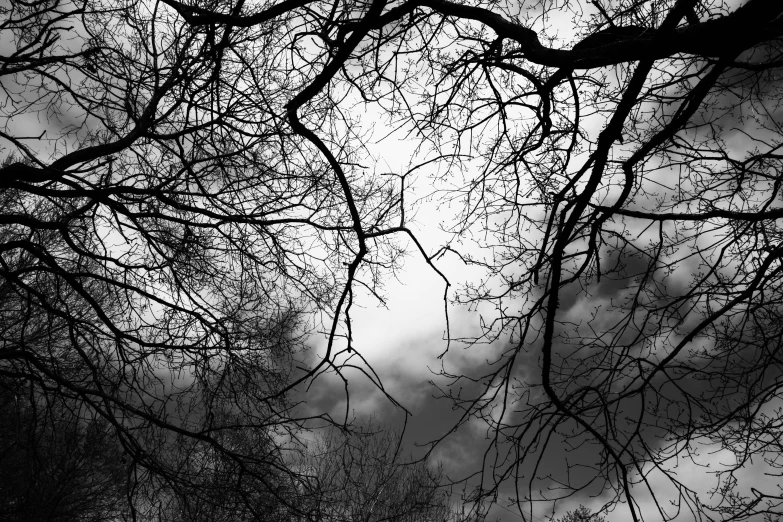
297;421;454;522
4;0;783;520
0;0;320;509
129;413;297;521
0;379;128;522
553;506;606;522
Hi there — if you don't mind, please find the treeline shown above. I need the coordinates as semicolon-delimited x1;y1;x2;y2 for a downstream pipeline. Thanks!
0;384;463;521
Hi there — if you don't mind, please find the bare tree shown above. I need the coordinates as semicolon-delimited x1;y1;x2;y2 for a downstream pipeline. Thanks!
4;0;783;520
0;378;128;522
0;0;322;508
160;0;783;519
0;148;308;517
297;421;454;522
553;506;606;522
1;0;405;512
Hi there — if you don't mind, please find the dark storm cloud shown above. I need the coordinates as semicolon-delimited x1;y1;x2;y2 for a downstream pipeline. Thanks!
286;211;782;522
389;242;744;520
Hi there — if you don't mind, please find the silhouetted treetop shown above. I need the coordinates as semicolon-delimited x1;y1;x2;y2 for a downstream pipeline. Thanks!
2;0;783;520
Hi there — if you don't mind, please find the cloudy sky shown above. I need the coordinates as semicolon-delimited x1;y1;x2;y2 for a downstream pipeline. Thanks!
285;1;783;519
2;0;780;520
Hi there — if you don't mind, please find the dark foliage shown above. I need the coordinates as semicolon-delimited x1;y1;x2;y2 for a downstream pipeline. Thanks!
0;380;127;521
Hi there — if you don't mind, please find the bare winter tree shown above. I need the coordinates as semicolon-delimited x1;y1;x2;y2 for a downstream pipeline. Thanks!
0;378;128;522
3;0;783;520
0;0;355;516
157;0;783;519
553;506;607;522
296;421;454;522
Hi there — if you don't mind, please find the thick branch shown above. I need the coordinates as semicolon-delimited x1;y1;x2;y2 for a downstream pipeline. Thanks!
160;0;315;26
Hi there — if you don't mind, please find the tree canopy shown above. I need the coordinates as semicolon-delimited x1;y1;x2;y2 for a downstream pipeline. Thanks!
2;0;783;520
297;421;455;522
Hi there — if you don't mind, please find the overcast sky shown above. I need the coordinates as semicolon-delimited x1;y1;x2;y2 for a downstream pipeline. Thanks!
2;0;777;519
286;2;781;517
